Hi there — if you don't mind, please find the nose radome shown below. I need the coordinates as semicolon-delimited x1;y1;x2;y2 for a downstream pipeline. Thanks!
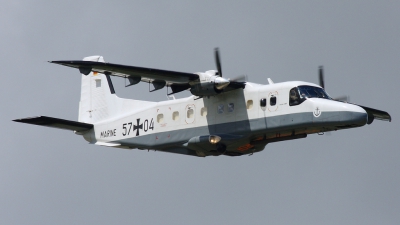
347;103;367;114
345;104;368;126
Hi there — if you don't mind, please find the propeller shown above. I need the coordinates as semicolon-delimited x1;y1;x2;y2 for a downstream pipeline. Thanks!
189;48;247;96
213;48;229;89
319;66;325;89
318;66;349;102
214;77;230;90
334;95;350;102
214;48;222;77
213;48;247;83
229;74;248;83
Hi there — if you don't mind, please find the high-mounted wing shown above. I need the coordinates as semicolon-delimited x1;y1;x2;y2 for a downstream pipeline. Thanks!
50;60;199;85
355;105;391;124
51;49;247;96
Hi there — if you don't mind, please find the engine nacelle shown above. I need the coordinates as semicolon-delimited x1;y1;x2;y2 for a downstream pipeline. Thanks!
190;82;220;96
189;75;230;96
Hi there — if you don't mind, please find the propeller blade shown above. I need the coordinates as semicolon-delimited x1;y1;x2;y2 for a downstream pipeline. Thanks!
229;74;247;83
319;66;325;89
317;65;352;104
214;48;222;77
334;95;349;102
317;66;350;102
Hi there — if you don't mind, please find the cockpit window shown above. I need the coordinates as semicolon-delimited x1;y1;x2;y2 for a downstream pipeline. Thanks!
289;87;302;106
298;85;331;100
289;85;331;106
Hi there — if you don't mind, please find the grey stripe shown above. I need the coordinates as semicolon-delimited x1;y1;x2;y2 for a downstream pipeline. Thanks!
116;111;366;153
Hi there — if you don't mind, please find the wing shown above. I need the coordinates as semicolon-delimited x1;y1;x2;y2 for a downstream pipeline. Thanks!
355;105;391;124
50;60;199;85
13;116;93;132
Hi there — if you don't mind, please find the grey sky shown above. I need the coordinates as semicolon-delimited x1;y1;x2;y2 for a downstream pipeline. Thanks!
1;1;399;224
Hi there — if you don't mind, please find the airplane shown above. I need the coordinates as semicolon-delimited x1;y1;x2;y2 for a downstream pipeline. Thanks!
13;49;391;157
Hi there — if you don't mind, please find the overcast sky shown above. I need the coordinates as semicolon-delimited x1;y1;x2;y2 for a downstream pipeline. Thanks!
1;1;399;224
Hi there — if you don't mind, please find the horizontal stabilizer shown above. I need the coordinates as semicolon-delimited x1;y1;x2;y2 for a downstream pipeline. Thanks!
13;116;93;132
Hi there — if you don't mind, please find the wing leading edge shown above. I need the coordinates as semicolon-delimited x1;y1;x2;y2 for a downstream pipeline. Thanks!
50;60;199;85
355;105;391;124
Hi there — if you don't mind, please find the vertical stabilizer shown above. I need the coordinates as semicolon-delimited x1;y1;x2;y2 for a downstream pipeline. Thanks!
79;56;118;123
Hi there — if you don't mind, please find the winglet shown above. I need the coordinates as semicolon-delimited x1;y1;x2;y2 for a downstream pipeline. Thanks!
267;78;274;84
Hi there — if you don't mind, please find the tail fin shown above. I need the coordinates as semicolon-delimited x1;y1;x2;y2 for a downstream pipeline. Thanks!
78;56;119;123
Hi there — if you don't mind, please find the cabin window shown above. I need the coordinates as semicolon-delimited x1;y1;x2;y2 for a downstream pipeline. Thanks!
218;104;224;114
270;96;276;106
172;111;179;121
228;103;234;112
260;98;266;107
187;108;194;119
246;100;253;109
201;107;207;116
157;114;164;123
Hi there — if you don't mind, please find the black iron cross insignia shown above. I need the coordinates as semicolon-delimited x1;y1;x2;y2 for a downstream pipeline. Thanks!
133;119;143;136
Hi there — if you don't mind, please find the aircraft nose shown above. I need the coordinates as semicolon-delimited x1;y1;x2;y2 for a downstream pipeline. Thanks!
342;104;368;126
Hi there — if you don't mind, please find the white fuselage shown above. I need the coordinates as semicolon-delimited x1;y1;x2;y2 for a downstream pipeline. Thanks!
86;80;367;156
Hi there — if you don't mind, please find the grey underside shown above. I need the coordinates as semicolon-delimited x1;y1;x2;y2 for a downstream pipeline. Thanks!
116;111;367;157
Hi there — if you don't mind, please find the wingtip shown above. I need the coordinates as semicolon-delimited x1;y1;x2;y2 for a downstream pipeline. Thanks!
13;116;42;122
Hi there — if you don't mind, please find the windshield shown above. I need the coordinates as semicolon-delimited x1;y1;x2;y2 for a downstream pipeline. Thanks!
298;85;331;100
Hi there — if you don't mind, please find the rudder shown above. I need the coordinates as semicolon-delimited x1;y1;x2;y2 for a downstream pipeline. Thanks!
78;56;118;123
